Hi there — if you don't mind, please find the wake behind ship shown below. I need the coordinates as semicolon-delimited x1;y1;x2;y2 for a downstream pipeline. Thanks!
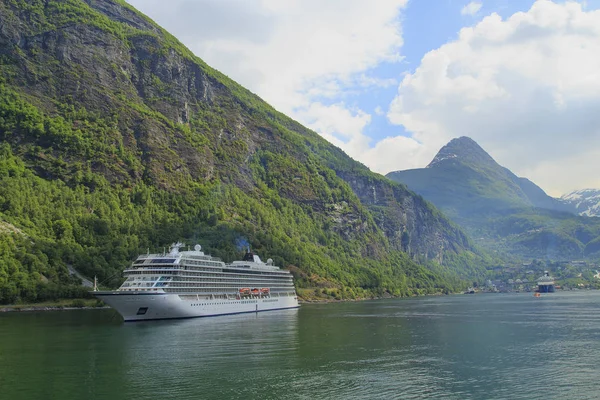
93;243;298;321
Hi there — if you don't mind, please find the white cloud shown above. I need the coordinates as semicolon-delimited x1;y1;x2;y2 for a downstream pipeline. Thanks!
127;0;406;151
385;0;600;195
461;1;482;16
297;103;371;142
361;135;438;176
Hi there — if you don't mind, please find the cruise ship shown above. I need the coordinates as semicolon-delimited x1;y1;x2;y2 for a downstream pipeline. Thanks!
93;243;298;321
537;271;555;293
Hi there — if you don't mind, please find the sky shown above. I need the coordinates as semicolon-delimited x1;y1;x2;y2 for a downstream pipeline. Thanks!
126;0;600;197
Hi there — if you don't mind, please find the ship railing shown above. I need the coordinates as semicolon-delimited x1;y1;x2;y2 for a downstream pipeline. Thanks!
135;254;223;262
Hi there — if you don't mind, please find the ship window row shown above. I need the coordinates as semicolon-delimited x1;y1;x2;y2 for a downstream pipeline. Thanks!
125;270;289;279
126;268;288;278
164;288;295;294
126;271;177;275
182;267;222;272
125;264;290;277
221;268;287;276
183;260;223;267
180;270;291;279
190;301;260;306
125;276;161;281
121;281;293;289
170;278;293;285
175;276;291;283
123;275;291;284
125;269;184;274
168;283;293;288
132;259;222;267
122;283;155;288
167;282;294;287
123;272;292;286
167;287;295;292
151;258;177;264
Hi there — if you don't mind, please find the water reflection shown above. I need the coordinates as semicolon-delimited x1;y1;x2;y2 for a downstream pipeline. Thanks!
119;309;299;399
2;293;600;400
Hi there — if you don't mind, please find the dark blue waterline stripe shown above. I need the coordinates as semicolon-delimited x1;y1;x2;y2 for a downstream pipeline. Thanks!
123;306;300;322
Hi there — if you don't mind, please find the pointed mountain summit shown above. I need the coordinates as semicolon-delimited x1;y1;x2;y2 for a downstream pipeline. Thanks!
427;136;497;169
386;136;566;218
387;137;600;260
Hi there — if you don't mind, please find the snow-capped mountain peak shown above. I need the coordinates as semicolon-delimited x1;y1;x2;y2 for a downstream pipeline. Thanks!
560;189;600;217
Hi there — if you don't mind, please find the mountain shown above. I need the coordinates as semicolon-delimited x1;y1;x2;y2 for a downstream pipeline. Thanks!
388;137;570;218
387;137;600;260
0;0;485;303
560;189;600;217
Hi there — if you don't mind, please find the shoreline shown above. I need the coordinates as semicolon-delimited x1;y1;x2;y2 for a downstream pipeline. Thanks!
0;305;110;313
0;298;109;313
298;291;452;304
1;291;452;312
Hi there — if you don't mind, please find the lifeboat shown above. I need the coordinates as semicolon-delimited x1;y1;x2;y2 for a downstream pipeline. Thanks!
250;288;260;295
261;288;270;294
239;288;250;295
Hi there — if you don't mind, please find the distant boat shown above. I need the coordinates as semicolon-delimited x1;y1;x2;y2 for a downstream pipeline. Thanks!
537;272;555;293
464;287;476;294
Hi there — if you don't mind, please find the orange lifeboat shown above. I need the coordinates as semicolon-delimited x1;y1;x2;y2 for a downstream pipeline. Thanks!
261;288;270;295
239;288;250;295
250;288;260;295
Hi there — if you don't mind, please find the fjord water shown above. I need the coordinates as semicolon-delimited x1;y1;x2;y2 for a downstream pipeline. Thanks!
2;292;600;400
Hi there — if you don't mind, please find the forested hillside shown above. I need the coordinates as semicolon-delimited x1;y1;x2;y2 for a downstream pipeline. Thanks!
0;0;488;303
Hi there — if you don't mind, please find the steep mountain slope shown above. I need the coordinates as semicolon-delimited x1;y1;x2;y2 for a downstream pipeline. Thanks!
560;189;600;217
0;0;484;303
387;137;600;260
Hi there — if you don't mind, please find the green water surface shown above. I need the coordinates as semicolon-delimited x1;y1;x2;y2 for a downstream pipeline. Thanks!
1;291;600;399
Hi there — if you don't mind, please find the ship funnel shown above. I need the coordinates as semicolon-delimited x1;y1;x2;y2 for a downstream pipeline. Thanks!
169;242;184;255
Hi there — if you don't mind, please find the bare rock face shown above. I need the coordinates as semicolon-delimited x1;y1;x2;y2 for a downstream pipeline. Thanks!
336;171;471;262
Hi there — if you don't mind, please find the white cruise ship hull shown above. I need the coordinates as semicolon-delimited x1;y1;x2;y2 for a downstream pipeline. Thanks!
94;292;299;321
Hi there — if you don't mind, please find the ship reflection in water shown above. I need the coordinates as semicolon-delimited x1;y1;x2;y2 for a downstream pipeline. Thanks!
537;271;555;293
